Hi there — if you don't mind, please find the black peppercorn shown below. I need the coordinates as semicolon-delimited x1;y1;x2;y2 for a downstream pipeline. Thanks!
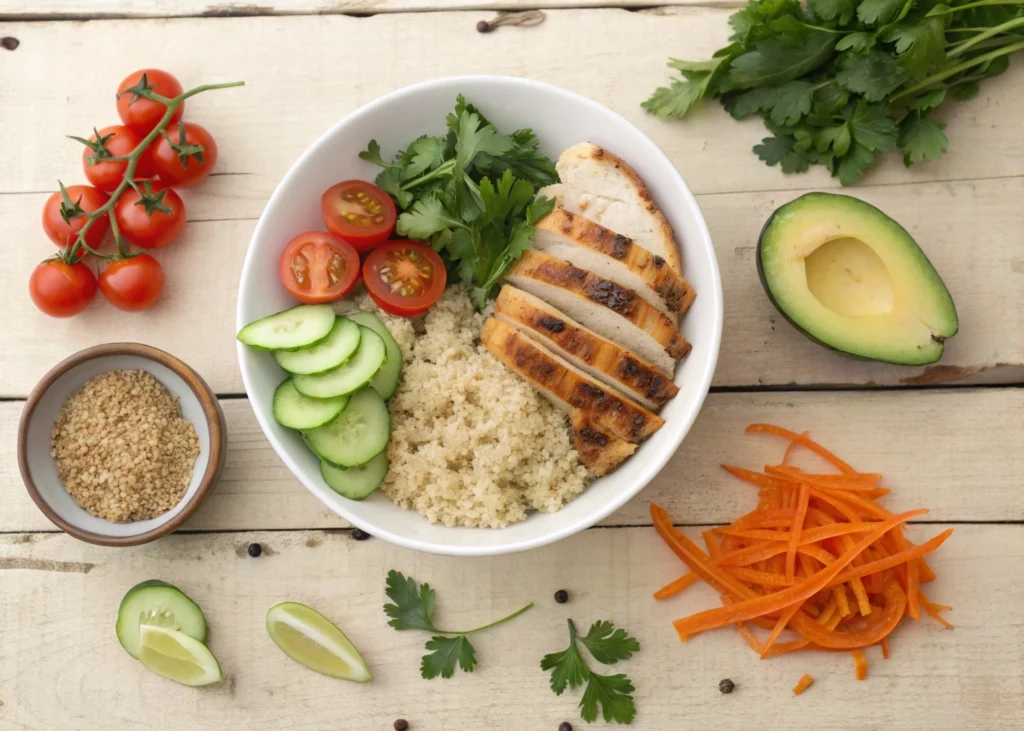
394;720;409;731
719;678;735;694
247;542;262;558
476;20;493;33
559;723;573;731
1;37;19;51
351;528;371;541
554;589;569;604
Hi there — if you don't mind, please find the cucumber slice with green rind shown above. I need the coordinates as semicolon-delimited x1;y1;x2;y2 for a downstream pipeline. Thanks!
303;387;390;467
320;451;389;500
347;312;402;400
237;304;335;351
139;625;223;687
292;327;386;399
116;579;208;659
273;317;361;375
273;378;349;430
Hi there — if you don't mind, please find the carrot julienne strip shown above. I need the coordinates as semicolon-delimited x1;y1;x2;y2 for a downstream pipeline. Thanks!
880;637;890;659
786;484;810;581
852;649;868;680
746;424;856;474
827;530;954;588
653;572;699;600
792;674;814;695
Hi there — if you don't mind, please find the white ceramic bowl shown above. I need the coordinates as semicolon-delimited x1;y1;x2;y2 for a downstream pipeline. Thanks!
18;344;226;546
237;76;723;556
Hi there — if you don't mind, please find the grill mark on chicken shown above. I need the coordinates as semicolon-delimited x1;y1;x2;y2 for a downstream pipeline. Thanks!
586;278;637;315
535;315;565;333
577;427;609;446
652;255;665;269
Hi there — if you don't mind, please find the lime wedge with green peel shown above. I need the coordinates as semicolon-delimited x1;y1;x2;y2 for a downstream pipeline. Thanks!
139;625;224;687
266;602;372;681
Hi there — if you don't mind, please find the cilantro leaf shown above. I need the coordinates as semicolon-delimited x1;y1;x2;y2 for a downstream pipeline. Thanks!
908;87;947;111
396;195;467;241
857;0;911;26
643;75;714;120
453;111;513;172
580;672;637;724
847;100;898;152
358;139;394;168
835;31;876;54
836;51;908;101
767;80;817;125
816;123;852;156
374;167;414;209
421;635;477;680
399;135;446;179
727;32;837;89
578;621;641;665
728;0;803;43
540;620;590;694
882;18;946;78
835;142;876;185
754;134;814;174
899;114;949;166
809;0;857;25
384;570;437;632
952;82;980;101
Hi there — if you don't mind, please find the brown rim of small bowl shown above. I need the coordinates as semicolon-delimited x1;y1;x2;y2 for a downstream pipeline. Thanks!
17;343;227;547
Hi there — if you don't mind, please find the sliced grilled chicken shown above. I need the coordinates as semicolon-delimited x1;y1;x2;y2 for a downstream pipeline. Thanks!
504;250;690;375
494;286;679;410
533;207;695;318
481;318;664;444
568;412;636;476
547;142;682;274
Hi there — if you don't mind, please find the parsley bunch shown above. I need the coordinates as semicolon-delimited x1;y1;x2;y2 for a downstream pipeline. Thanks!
383;570;534;680
644;0;1024;184
541;619;641;725
360;96;558;306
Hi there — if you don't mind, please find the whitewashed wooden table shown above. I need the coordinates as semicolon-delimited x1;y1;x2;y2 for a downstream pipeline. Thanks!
1;2;1022;729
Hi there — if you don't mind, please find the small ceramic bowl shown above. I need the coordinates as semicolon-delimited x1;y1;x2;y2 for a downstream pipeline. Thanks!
18;343;226;546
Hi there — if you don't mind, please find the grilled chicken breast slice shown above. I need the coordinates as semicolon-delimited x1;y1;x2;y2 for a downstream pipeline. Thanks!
547;142;681;274
533;207;695;318
494;286;679;410
568;412;637;476
481;318;665;444
504;250;690;375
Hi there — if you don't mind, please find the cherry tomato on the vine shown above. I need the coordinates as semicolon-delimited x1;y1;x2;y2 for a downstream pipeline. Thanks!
79;125;153;192
152;122;218;188
99;255;165;311
279;231;361;305
321;180;397;252
116;69;184;135
362;241;446;317
114;180;186;250
29;260;97;317
42;185;110;250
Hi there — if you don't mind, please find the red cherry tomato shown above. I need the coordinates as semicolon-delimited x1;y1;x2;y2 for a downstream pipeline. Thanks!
42;185;110;250
279;231;361;305
362;241;446;317
80;125;153;192
98;255;165;311
321;180;396;252
29;260;97;317
152;122;218;188
114;180;186;250
116;69;184;135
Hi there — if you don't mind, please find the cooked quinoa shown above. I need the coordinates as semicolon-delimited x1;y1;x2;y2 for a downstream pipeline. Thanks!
50;369;200;522
359;287;592;528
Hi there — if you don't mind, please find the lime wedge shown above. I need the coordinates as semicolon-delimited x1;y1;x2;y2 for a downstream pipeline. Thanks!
266;602;372;682
139;625;224;687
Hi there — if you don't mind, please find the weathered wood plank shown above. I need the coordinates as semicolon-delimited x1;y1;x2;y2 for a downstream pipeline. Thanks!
0;524;1012;730
4;389;1022;533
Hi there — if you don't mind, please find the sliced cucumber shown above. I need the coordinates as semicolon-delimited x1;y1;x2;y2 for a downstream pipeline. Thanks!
116;579;208;659
273;378;349;430
139;625;223;687
292;327;386;399
320;451;389;500
303;387;391;467
347;311;403;400
237;304;335;350
273;317;361;375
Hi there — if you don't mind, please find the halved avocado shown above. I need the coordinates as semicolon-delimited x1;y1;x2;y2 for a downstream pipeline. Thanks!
758;193;958;365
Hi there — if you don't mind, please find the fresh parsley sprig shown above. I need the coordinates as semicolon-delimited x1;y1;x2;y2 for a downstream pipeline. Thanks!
541;619;641;725
359;96;558;306
643;0;1024;184
383;570;534;680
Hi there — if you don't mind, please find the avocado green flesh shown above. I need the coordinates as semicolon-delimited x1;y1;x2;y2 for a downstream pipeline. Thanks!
759;193;958;366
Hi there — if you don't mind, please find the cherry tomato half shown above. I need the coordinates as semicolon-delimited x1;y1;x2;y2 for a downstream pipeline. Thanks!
114;180;186;250
321;180;396;252
362;241;446;317
279;231;361;305
29;260;97;317
81;125;153;192
98;255;165;311
42;185;110;250
152;122;218;188
116;69;184;135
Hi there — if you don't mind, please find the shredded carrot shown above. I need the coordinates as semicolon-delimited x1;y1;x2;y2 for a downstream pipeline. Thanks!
852;649;868;680
651;424;954;693
792;674;814;695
